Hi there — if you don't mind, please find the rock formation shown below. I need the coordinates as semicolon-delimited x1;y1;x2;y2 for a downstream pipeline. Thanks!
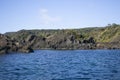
0;34;33;54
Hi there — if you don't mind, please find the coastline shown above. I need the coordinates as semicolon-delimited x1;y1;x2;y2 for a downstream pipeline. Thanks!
1;25;120;54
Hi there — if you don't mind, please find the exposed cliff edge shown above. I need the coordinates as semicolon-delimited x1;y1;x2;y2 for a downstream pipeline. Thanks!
0;23;120;54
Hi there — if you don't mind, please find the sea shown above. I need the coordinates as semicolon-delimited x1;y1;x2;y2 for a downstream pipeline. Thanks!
0;50;120;80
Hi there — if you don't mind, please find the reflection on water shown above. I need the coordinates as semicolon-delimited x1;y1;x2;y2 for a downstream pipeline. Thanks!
0;50;120;80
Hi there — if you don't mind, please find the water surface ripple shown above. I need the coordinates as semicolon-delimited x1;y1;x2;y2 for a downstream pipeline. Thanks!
0;50;120;80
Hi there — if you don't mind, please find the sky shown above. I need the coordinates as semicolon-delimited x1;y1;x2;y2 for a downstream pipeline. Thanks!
0;0;120;33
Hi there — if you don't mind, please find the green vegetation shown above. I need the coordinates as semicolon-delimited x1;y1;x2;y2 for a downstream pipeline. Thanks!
5;23;120;43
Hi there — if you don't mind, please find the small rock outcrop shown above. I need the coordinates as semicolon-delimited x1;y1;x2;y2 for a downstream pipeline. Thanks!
0;34;33;54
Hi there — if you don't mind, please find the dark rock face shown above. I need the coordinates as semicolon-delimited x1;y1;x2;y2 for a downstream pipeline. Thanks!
26;35;36;42
0;34;33;54
22;33;97;50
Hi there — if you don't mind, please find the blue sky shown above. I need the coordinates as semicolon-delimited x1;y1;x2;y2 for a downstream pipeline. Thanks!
0;0;120;33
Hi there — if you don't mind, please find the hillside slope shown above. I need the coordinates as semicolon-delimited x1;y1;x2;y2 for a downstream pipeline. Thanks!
5;23;120;43
1;23;120;54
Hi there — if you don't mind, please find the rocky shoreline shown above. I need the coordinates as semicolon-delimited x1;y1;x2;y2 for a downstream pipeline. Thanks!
1;24;120;54
0;33;120;54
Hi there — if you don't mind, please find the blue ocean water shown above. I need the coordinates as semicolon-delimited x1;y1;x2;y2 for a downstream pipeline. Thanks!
0;50;120;80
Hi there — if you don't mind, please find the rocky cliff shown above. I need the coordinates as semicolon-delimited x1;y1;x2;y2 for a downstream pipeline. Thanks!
0;23;120;54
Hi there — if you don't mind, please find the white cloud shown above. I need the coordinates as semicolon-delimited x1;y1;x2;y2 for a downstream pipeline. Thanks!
40;9;62;24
